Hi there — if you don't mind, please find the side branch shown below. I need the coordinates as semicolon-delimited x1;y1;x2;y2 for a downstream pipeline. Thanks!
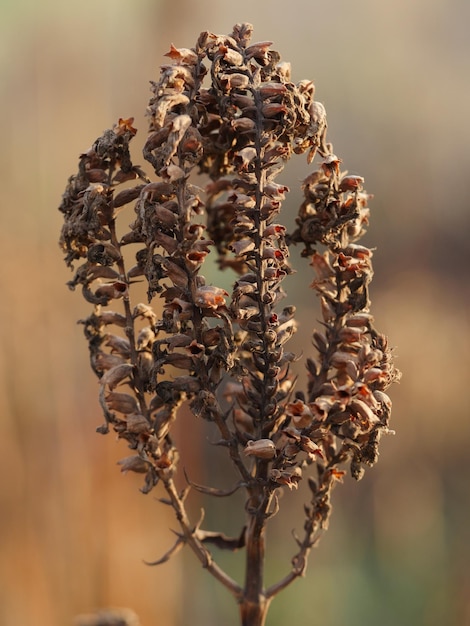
161;474;243;598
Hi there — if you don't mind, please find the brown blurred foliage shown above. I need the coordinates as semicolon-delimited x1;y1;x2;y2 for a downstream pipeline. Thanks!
1;1;468;625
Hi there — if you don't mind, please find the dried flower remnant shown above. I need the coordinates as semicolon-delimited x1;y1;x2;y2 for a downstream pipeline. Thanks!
59;23;400;626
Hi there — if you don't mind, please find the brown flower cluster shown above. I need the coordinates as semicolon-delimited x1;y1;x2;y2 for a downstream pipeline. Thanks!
59;23;399;626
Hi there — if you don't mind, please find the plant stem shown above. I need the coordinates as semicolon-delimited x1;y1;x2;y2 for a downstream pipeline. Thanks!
239;486;274;626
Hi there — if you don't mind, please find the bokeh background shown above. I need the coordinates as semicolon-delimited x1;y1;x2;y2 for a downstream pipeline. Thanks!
1;1;469;625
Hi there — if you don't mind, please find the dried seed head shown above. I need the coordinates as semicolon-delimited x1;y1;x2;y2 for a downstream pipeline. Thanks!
59;22;399;575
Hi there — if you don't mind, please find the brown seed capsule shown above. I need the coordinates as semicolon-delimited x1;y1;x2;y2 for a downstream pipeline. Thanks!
194;285;229;310
164;43;198;65
262;103;287;118
100;363;134;390
106;392;139;414
350;399;379;425
321;153;342;176
105;334;131;357
245;41;273;60
287;399;313;429
244;439;276;459
114;185;145;208
117;455;149;474
235;147;257;170
220;73;250;90
300;436;323;460
98;310;127;327
137;327;155;350
269;466;302;490
152;231;178;254
133;303;158;324
220;45;244;66
259;82;288;98
330;350;358;368
339;175;365;192
339;326;364;344
126;414;151;434
346;312;374;327
231;117;256;132
163;259;189;288
162;164;185;182
95;281;128;300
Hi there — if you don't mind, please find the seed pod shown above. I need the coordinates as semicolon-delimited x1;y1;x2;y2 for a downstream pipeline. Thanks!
163;353;194;370
163;259;189;288
133;303;158;324
269;466;302;490
87;242;122;265
259;82;288;97
262;103;287;118
86;266;121;281
350;399;379;425
94;352;126;372
300;436;324;460
152;231;177;255
364;367;388;384
137;327;155;350
164;43;198;65
137;351;153;384
339;326;363;344
339;175;365;192
309;101;327;128
221;45;244;66
346;312;374;327
220;73;250;90
100;363;134;390
373;390;392;415
106;392;139;414
126;414;151;434
194;285;228;310
313;331;328;354
244;439;276;459
117;455;149;474
95;281;128;300
321;153;341;176
231;117;256;132
330;350;358;368
114;185;145;208
162;164;185;182
286;399;313;429
100;311;127;326
105;334;131;357
245;40;273;60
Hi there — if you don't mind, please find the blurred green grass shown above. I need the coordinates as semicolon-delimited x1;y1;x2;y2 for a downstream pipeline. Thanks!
1;1;469;624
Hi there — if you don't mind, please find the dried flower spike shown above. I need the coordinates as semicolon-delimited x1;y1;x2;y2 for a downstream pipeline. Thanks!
59;23;400;626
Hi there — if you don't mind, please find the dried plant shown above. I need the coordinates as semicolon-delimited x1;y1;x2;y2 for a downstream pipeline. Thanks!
59;23;400;626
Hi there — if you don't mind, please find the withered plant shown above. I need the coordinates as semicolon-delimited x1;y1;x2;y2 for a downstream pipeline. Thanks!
59;23;400;626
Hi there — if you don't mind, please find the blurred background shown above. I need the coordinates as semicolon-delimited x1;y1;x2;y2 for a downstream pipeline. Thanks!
1;0;469;624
